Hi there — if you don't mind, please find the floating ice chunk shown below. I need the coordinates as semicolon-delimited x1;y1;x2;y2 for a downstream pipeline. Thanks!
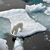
0;38;8;50
0;9;47;37
0;9;35;32
13;38;24;50
43;0;50;3
25;3;46;13
44;7;50;15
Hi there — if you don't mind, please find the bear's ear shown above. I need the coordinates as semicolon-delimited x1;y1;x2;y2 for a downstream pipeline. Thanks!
12;36;16;42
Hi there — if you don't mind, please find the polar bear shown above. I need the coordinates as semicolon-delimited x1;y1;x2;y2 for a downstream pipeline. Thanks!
12;23;23;35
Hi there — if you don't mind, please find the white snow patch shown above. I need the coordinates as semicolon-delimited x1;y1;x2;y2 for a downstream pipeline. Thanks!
44;7;50;15
43;0;50;3
0;38;8;50
13;38;24;50
25;3;46;13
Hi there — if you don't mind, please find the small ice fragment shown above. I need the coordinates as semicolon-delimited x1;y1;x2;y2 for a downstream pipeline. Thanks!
43;32;46;34
45;37;48;40
44;34;48;37
13;38;24;50
25;3;46;13
44;7;50;15
43;0;50;3
0;38;8;50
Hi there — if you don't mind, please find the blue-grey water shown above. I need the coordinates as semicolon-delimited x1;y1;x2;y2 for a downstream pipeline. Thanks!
0;17;11;38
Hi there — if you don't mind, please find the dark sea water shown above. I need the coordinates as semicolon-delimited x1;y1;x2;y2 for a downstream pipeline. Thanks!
23;0;43;4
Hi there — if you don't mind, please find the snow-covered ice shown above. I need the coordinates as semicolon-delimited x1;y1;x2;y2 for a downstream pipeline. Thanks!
43;0;50;3
44;7;50;15
0;38;8;50
13;37;24;50
0;9;47;37
25;3;46;13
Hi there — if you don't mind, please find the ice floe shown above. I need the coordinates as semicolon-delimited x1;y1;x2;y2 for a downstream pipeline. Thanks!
43;0;50;3
44;7;50;15
13;37;24;50
0;9;47;37
25;3;46;13
0;38;8;50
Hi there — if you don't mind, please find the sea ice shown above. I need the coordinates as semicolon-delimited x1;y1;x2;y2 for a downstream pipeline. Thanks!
0;38;8;50
44;7;50;15
25;3;46;13
0;9;47;37
43;0;50;3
